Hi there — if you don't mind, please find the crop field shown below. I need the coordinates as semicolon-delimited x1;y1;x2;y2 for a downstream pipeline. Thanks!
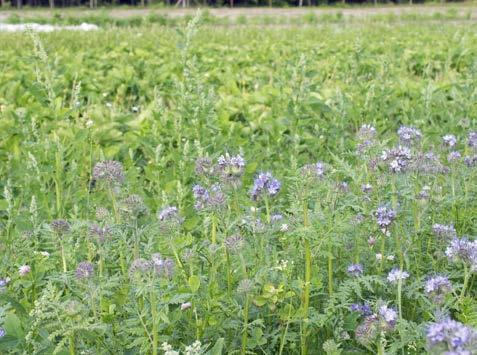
0;11;477;354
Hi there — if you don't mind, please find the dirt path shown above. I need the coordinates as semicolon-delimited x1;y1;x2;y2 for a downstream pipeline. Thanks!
0;4;476;21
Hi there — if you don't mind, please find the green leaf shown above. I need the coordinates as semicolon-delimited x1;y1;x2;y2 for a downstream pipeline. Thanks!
188;275;200;293
4;313;24;339
205;338;224;355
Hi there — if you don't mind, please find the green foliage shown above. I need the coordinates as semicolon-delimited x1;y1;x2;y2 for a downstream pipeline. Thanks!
0;13;476;355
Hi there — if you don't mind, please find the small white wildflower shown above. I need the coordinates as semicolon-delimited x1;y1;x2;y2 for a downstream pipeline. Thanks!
181;302;192;311
106;102;112;108
375;253;383;261
131;106;139;112
161;342;179;355
280;223;289;232
250;207;258;213
386;255;395;261
184;340;202;355
19;265;31;276
86;120;94;128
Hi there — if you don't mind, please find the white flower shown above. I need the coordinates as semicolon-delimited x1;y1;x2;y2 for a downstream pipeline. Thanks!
161;342;179;355
375;253;383;261
280;223;289;232
85;120;94;128
250;207;258;213
19;265;31;276
386;255;395;261
181;302;192;311
184;340;202;355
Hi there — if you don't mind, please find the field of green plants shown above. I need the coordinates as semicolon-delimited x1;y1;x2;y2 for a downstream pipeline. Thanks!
0;13;477;354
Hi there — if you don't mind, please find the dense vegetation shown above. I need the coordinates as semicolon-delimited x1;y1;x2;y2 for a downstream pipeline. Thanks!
0;14;476;354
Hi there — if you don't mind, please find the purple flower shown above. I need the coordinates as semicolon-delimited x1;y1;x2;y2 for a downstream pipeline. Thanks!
468;131;477;148
464;155;477;168
75;261;94;280
418;185;431;200
89;224;112;243
347;264;364;277
425;275;452;303
224;234;245;253
356;124;377;152
412;151;448;174
381;146;412;173
448;151;462;163
216;153;246;185
427;318;477;354
193;184;225;211
195;157;214;176
445;237;477;271
0;327;5;338
350;303;372;317
361;183;373;194
433;224;457;239
129;258;151;277
378;305;398;326
157;206;184;231
250;172;281;200
398;125;422;145
443;135;457;148
151;253;174;278
0;278;8;289
375;206;397;230
50;219;71;235
387;268;409;284
301;162;325;179
92;160;124;184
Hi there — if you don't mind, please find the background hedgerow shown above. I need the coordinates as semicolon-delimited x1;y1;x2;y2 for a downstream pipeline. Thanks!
0;12;476;355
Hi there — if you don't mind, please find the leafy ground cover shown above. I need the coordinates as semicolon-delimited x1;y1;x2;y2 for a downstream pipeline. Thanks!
0;13;476;354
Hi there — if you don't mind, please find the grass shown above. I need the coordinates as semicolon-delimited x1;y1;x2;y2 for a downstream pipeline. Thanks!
0;11;476;354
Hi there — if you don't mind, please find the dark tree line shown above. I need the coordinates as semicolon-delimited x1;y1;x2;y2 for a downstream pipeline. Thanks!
0;0;443;9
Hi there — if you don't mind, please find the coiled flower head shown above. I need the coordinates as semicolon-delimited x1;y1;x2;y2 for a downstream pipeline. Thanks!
224;234;245;253
129;258;151;278
251;172;281;200
216;153;246;186
347;264;364;277
195;156;214;177
50;219;71;236
193;184;226;211
445;237;477;271
92;160;124;184
433;224;457;239
387;268;410;284
157;206;184;233
468;131;477;149
89;224;112;243
375;206;397;230
301;162;325;180
424;275;452;303
75;261;94;280
120;194;148;218
381;146;412;173
398;125;422;145
442;134;457;148
151;253;175;278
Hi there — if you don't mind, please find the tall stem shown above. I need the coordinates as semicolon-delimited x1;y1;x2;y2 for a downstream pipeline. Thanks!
241;296;250;355
150;290;158;355
301;201;311;355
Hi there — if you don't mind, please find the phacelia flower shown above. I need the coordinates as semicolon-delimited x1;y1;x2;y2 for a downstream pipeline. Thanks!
0;278;9;290
151;253;174;278
355;304;397;346
50;219;71;235
375;206;397;230
445;237;477;271
418;185;431;200
237;279;254;294
195;156;214;176
433;224;457;239
425;275;452;303
301;162;325;179
468;131;477;148
216;153;246;185
129;258;151;277
19;265;31;276
92;160;124;184
464;155;477;168
412;151;448;174
95;207;110;221
89;224;112;243
361;183;373;194
357;124;377;152
448;151;462;163
75;261;94;280
251;172;281;200
0;327;5;338
398;125;422;145
350;303;372;317
120;194;148;217
157;206;184;232
381;146;412;173
224;234;245;253
193;184;225;211
378;305;398;326
347;264;364;277
443;135;457;148
387;268;410;284
426;318;477;354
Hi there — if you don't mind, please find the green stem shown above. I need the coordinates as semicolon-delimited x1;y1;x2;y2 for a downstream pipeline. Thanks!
328;241;333;296
460;264;469;304
302;201;311;355
150;290;158;355
264;196;271;224
60;240;67;273
69;334;75;355
241;296;250;355
397;278;403;320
